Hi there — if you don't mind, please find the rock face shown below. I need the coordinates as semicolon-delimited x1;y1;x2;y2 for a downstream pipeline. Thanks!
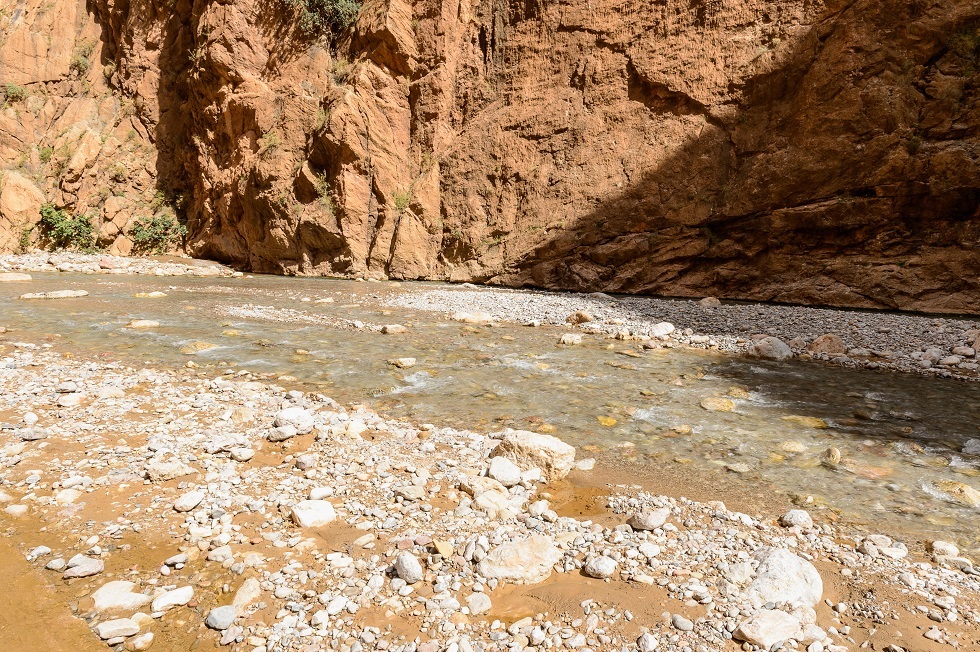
2;0;980;313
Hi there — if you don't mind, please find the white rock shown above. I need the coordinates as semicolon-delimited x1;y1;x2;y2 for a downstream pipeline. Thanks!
19;290;89;300
92;581;151;611
325;595;349;615
559;333;583;345
637;632;658;652
127;632;154;651
205;605;237;630
779;509;814;529
126;320;160;329
746;548;823;608
173;490;205;512
145;458;197;482
477;535;563;585
451;311;492;324
232;577;262;611
346;419;368;438
274;407;315;434
394;552;423;584
488;456;522;487
747;336;793;361
63;555;104;579
55;488;82;505
583;556;618;579
207;545;234;563
151;585;194;612
291;500;337;527
96;618;140;639
735;610;803;649
931;540;960;557
466;592;492;615
230;447;254;462
650;322;675;337
493;429;576;482
628;508;670;531
56;393;83;407
4;504;28;517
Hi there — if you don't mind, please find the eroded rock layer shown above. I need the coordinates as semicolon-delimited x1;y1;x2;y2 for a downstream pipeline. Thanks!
2;0;979;311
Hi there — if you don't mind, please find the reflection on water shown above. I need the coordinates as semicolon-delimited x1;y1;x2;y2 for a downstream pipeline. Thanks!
2;272;980;549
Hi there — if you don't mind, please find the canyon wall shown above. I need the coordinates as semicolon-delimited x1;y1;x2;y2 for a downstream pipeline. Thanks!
1;0;979;312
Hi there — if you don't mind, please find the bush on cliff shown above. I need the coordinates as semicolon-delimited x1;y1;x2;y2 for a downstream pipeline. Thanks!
286;0;360;40
39;203;97;251
129;214;188;254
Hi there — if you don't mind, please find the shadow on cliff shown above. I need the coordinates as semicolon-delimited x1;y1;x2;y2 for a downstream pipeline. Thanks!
89;0;315;244
495;0;980;313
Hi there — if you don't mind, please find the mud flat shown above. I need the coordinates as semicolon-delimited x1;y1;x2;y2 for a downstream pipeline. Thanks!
1;337;979;652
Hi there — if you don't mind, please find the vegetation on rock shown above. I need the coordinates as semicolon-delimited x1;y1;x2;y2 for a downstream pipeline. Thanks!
1;83;28;105
285;0;360;40
129;213;188;254
38;203;97;251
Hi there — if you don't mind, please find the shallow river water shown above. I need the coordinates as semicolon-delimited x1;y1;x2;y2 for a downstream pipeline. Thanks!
3;272;980;550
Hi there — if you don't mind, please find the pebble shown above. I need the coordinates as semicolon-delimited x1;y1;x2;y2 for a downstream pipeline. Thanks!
779;509;814;529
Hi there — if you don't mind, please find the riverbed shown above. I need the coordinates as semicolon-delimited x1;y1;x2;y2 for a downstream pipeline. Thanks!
2;271;979;551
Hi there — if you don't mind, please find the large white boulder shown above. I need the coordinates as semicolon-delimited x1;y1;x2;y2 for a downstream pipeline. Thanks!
746;548;823;608
493;429;576;482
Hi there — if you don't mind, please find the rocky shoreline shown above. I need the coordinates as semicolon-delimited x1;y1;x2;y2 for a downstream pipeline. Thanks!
383;286;980;381
0;252;239;278
0;339;979;652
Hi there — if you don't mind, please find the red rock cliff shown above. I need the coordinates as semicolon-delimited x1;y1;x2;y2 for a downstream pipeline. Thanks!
2;0;979;312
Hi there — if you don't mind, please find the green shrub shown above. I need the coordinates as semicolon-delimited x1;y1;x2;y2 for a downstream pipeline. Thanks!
2;83;28;104
393;190;411;213
70;54;91;76
38;146;53;163
259;131;281;154
110;162;127;181
313;173;336;217
39;203;96;250
18;228;32;253
948;23;980;74
331;56;351;83
69;39;96;77
286;0;361;40
129;213;188;254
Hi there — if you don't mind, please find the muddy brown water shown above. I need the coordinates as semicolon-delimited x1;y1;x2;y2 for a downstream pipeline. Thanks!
2;272;980;553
